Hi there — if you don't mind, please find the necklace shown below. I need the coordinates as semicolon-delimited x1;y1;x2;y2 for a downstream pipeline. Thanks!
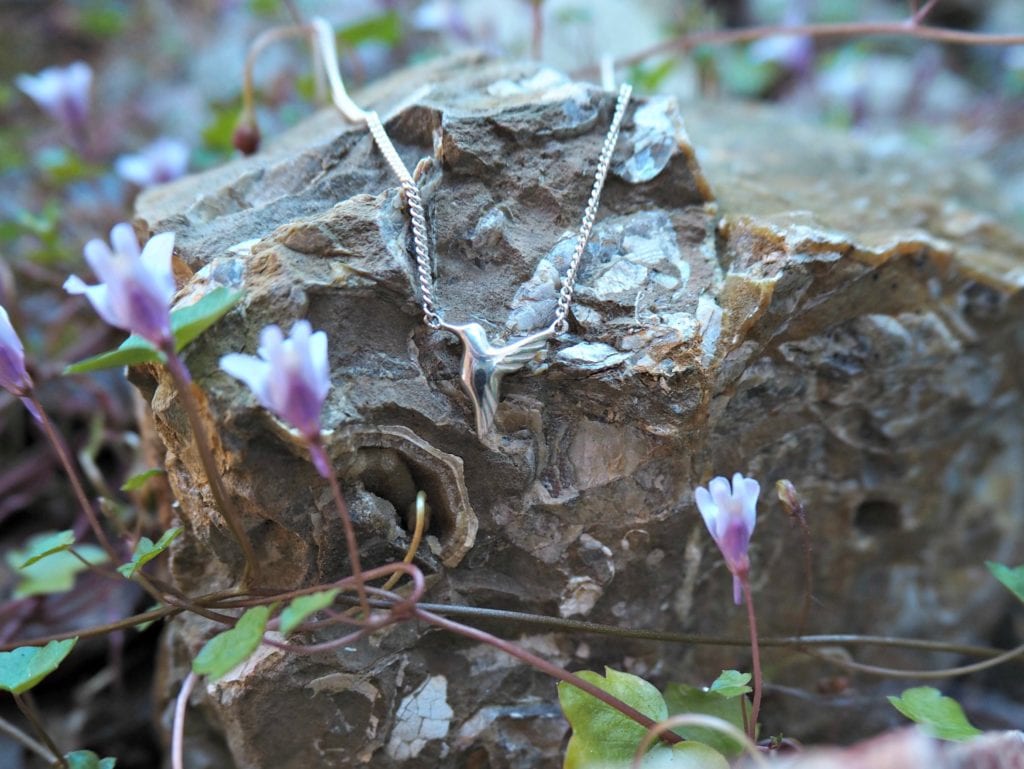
319;43;631;437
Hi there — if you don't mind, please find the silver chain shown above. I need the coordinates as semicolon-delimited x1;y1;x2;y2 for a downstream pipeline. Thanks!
312;18;631;334
553;84;631;333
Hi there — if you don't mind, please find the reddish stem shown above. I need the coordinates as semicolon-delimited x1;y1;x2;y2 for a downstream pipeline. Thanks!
608;21;1024;73
162;346;260;583
309;441;370;618
28;393;118;562
741;578;763;741
414;607;682;746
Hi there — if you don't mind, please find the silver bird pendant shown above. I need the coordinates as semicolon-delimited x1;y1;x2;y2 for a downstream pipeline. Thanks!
440;322;555;439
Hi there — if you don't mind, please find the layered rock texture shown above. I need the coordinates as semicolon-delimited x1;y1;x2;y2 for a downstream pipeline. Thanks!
135;60;1024;767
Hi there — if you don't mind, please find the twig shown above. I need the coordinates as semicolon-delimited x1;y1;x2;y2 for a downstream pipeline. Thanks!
631;714;768;769
393;602;1014;660
380;491;426;591
530;0;543;61
742;580;763;741
911;0;941;25
172;672;197;769
414;607;683;746
806;641;1024;680
598;21;1024;75
28;394;117;562
0;712;54;763
312;441;370;617
12;693;65;768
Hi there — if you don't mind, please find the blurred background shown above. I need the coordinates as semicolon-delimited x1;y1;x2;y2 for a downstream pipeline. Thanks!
0;1;1022;766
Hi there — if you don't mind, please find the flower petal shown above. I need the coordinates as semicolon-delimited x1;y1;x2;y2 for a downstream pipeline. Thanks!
63;276;120;329
740;476;760;536
138;231;176;302
82;238;119;285
220;353;272;406
110;223;141;260
307;330;330;400
257;325;284;361
694;486;718;538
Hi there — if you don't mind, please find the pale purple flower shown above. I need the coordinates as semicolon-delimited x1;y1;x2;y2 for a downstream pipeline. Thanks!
695;472;760;605
0;305;32;397
220;321;330;451
15;61;92;143
115;138;190;188
64;223;176;347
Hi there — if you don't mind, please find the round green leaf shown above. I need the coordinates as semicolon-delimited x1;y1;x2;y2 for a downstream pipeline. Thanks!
558;668;669;769
65;749;117;769
193;606;271;680
17;530;75;568
663;683;749;757
170;287;242;351
0;638;77;694
117;527;182;578
986;561;1024;605
645;742;730;768
888;687;982;742
279;589;339;635
6;538;108;598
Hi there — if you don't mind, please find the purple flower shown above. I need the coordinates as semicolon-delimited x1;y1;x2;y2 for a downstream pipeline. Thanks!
15;61;92;144
0;305;32;397
220;321;331;448
695;472;760;605
64;223;176;347
115;137;190;188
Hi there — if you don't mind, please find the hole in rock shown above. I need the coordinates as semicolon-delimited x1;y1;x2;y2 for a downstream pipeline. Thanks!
853;499;901;533
341;447;452;563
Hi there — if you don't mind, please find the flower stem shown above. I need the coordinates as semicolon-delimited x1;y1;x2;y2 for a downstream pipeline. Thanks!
172;672;197;769
27;393;118;564
12;693;65;768
741;579;763;741
162;347;260;584
414;607;682;746
311;442;370;618
0;712;54;764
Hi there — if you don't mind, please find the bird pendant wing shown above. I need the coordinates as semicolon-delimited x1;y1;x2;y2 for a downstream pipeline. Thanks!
492;326;555;374
474;327;554;438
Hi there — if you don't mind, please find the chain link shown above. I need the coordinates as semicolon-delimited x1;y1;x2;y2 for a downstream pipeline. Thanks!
553;83;632;334
360;85;632;335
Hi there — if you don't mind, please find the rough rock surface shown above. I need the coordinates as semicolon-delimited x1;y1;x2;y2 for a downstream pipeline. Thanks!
134;59;1024;767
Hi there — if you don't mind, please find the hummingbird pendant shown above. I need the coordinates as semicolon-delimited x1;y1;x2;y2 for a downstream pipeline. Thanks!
440;321;555;439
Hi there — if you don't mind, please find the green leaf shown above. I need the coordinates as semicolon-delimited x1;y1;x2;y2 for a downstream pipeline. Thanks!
121;468;165;492
986;561;1024;604
64;287;241;373
642;743;730;768
64;334;162;374
628;59;678;94
0;638;77;694
279;589;339;635
337;12;402;48
663;683;750;757
170;287;242;351
65;749;117;769
6;537;108;598
888;687;982;742
17;530;75;568
708;670;752;699
117;528;183;578
558;667;668;769
193;606;270;680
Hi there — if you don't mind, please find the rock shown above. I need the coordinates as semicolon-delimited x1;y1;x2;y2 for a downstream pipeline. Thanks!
137;59;1024;767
